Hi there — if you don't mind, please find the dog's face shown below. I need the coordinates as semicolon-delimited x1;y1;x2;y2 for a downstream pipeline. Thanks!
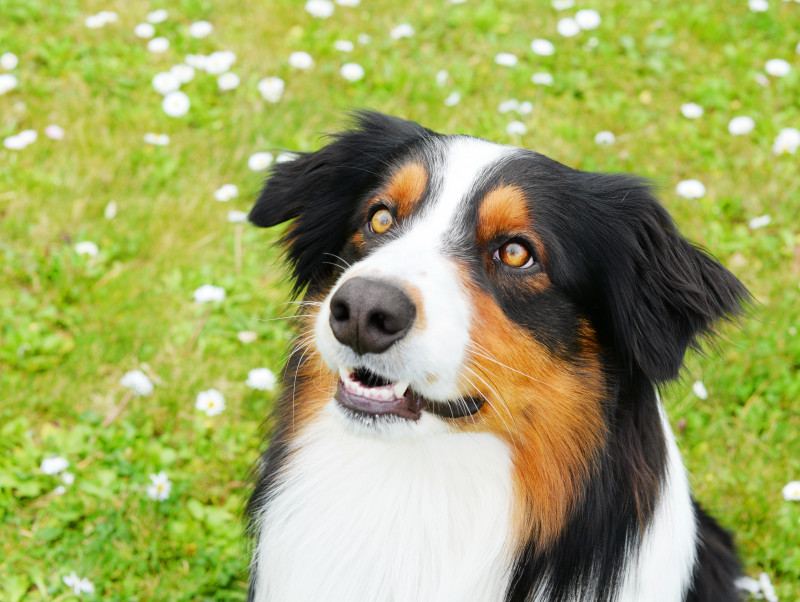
250;112;746;539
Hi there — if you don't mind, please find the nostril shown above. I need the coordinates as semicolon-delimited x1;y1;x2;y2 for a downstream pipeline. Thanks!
331;300;350;322
367;311;387;333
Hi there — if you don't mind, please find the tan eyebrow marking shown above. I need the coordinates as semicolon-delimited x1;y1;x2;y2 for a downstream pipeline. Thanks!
477;185;546;263
383;161;428;219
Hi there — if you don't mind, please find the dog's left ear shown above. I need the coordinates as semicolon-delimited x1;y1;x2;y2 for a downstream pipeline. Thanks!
249;111;432;296
547;172;751;382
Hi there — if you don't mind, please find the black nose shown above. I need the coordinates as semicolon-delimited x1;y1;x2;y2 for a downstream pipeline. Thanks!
329;277;417;355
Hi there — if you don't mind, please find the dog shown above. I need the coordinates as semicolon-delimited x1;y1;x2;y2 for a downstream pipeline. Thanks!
245;112;750;601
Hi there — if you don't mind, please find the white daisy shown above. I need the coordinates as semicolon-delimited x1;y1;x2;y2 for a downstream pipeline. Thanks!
530;39;555;56
692;380;708;400
772;127;800;154
3;134;25;150
54;485;67;496
189;20;213;39
0;73;18;94
134;23;155;38
336;0;360;5
289;51;313;70
193;284;226;303
357;33;371;45
104;200;118;220
754;72;770;87
61;472;75;486
782;481;800;501
206;50;236;75
675;179;706;199
390;23;415;39
734;576;761;595
759;573;777;602
507;121;527;136
143;133;170;146
552;0;574;9
443;91;461;106
680;102;703;119
147;37;170;53
765;58;791;77
120;370;154;396
85;14;105;29
436;69;449;86
152;71;181;95
17;129;36;146
340;62;365;81
532;72;554;85
557;17;580;37
748;214;771;229
75;241;99;257
1;52;18;70
146;471;171;501
594;130;615;145
147;9;169;24
41;457;69;475
217;72;240;91
728;116;755;135
63;572;95;596
306;0;335;18
748;0;768;11
575;9;601;30
45;124;65;139
196;389;226;416
237;331;258;344
276;152;296;163
98;10;118;23
162;91;190;117
248;152;274;171
171;64;195;84
214;183;238;202
227;210;248;223
334;40;354;52
246;368;277;391
495;52;518;66
258;77;284;103
518;101;533;114
498;99;520;114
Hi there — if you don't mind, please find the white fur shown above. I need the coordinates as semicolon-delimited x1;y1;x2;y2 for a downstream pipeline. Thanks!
252;401;515;601
615;401;698;602
315;137;512;404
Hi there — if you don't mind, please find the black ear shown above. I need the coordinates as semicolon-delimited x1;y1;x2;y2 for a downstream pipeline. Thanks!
249;111;432;295
543;170;751;382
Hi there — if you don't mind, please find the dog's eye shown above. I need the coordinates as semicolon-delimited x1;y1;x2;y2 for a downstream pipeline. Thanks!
495;240;534;269
370;208;393;234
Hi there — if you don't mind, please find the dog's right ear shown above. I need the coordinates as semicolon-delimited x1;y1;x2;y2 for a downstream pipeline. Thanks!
249;111;431;296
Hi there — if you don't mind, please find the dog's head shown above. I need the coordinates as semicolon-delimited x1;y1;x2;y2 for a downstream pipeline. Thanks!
250;111;748;538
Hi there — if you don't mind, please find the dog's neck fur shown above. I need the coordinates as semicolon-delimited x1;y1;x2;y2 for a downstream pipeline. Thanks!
249;392;696;602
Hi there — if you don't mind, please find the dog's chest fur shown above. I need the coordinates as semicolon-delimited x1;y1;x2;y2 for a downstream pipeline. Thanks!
251;403;515;601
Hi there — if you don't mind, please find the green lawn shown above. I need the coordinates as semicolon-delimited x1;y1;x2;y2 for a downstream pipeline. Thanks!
1;0;798;599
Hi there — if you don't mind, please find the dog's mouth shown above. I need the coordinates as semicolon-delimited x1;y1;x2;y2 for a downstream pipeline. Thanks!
336;367;485;422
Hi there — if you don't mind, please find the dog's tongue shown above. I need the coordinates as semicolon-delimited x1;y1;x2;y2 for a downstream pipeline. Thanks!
335;380;426;421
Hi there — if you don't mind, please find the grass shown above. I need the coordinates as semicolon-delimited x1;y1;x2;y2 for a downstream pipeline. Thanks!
1;0;798;599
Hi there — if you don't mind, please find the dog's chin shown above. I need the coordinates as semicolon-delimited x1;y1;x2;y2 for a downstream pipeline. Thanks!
333;366;485;430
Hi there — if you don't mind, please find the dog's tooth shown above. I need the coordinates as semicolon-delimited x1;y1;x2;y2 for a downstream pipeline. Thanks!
339;366;351;383
393;381;409;399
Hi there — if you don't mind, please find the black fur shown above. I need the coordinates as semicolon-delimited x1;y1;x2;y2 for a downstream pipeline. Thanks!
249;111;434;296
247;112;750;601
687;501;744;602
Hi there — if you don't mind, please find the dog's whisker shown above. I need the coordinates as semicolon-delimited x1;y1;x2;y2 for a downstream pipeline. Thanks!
462;367;520;446
467;342;564;394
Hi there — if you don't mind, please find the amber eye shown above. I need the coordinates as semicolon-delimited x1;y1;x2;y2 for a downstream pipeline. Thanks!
370;208;393;234
496;240;534;268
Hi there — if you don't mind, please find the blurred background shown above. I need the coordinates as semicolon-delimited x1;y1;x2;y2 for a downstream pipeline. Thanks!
1;0;798;599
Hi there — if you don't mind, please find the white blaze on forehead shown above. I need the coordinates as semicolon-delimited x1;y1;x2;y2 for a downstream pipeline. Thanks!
417;136;512;243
